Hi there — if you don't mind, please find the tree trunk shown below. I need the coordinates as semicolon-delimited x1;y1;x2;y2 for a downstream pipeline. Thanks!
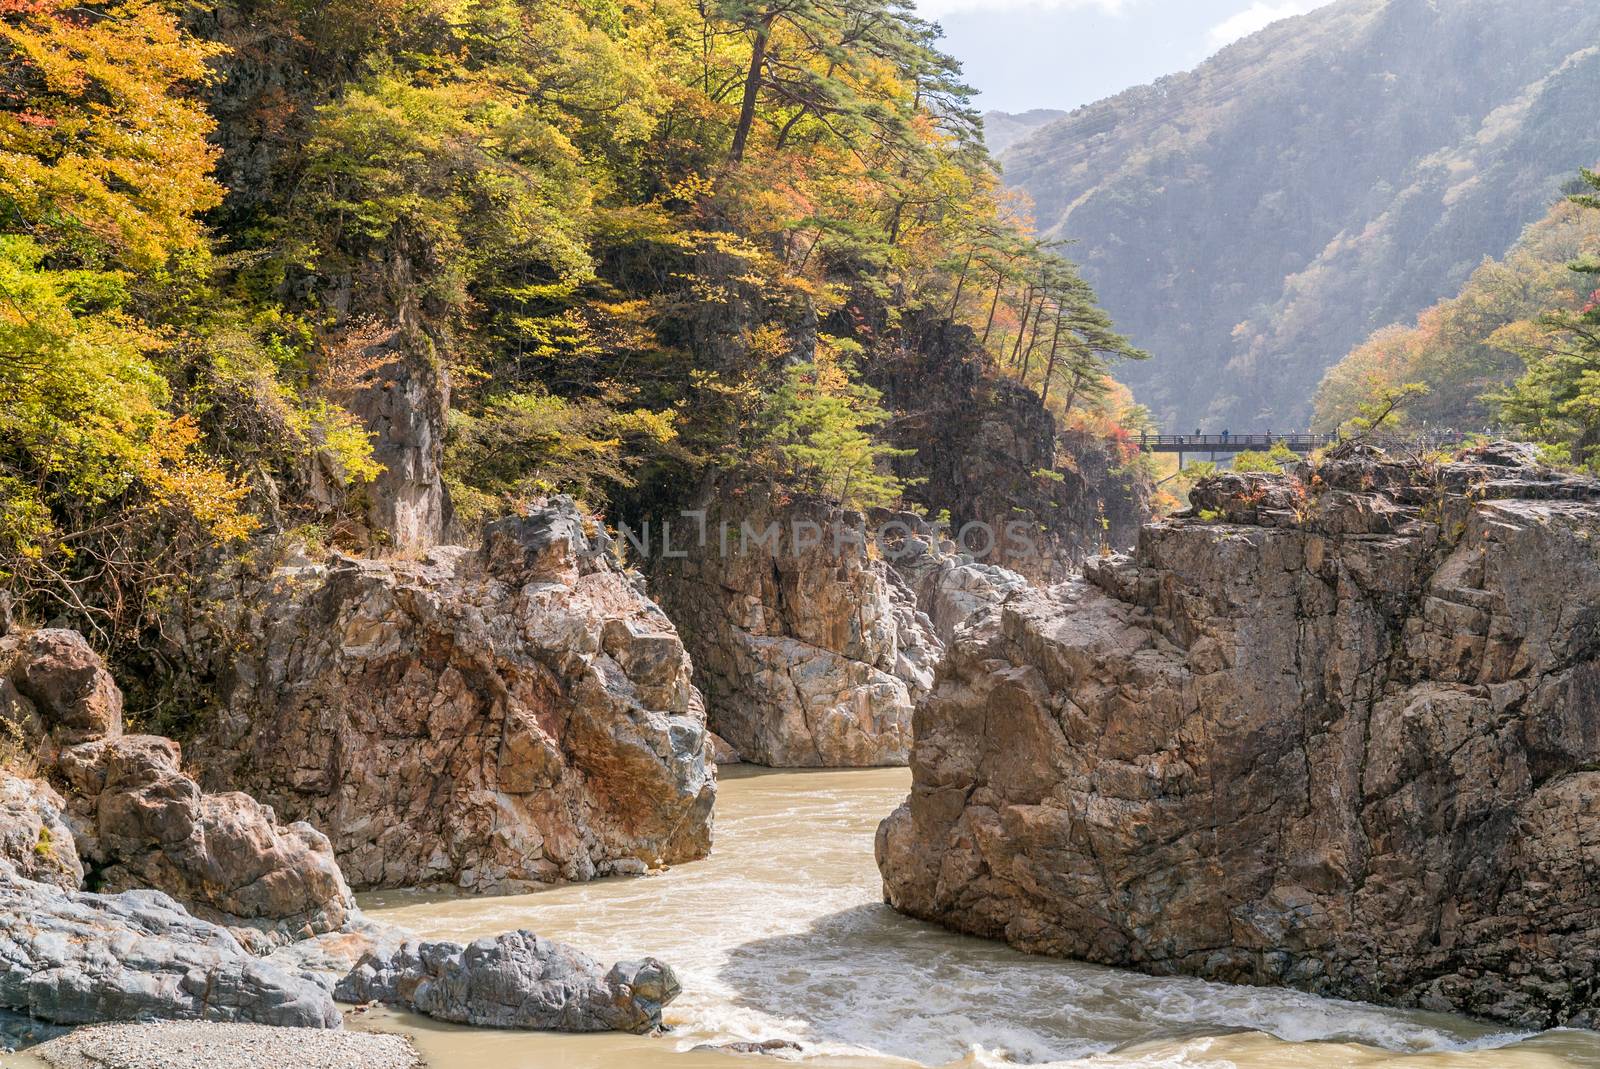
728;15;774;164
947;251;973;319
1036;315;1062;406
1009;288;1037;366
981;266;1005;345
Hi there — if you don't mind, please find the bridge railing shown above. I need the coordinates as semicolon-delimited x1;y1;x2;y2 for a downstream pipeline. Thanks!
1136;430;1475;455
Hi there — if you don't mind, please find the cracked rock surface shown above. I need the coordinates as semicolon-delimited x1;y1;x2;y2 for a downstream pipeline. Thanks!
194;496;716;890
878;442;1600;1027
334;931;680;1034
647;499;1028;768
0;860;340;1030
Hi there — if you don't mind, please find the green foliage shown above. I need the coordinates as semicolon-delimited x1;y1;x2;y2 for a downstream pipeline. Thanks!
2;0;1149;644
757;353;913;510
445;386;678;520
1486;169;1600;468
1314;195;1600;431
1231;442;1299;472
1344;383;1429;436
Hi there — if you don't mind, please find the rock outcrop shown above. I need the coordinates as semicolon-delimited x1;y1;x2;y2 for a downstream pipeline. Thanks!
879;443;1600;1027
195;498;716;890
650;499;941;767
344;333;453;553
0;777;82;892
335;931;680;1034
866;317;1149;581
56;736;353;950
0;860;340;1030
0;633;355;949
0;629;122;753
650;499;1032;768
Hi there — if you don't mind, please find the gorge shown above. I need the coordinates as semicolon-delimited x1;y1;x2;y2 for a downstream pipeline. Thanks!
8;0;1600;1064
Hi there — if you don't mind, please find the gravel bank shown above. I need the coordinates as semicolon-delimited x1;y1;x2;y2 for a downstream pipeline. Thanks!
23;1021;423;1069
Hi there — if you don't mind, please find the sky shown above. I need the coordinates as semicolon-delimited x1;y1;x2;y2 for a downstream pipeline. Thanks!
923;0;1338;114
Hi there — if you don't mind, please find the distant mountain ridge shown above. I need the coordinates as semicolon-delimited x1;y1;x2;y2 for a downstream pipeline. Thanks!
1001;0;1600;429
981;109;1066;155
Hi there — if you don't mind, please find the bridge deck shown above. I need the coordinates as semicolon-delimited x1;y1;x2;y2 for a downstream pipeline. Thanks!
1138;432;1455;456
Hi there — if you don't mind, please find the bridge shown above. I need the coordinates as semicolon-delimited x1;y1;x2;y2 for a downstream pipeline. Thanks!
1138;431;1462;466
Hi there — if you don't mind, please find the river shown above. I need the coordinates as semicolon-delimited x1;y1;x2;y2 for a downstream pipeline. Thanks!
355;767;1600;1069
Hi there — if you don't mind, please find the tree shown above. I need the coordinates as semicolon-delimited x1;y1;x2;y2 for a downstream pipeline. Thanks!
758;345;911;508
0;0;249;604
1343;382;1429;437
1488;169;1600;468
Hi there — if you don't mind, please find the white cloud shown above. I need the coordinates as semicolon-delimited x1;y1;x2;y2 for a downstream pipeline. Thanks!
913;0;1128;21
1206;0;1324;47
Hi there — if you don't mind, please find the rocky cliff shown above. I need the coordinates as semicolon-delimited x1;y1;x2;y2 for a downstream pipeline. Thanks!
866;318;1147;582
879;442;1600;1026
650;497;1033;768
0;624;684;1041
193;498;716;890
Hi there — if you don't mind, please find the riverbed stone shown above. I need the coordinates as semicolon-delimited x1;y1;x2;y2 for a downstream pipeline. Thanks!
879;442;1600;1028
334;931;680;1034
0;860;340;1029
24;1021;423;1069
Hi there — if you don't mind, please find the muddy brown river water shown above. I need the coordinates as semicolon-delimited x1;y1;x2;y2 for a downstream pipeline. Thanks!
349;767;1600;1069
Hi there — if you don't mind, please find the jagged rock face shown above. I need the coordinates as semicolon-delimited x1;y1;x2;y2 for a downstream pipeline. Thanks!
345;338;453;553
56;736;353;951
866;318;1148;581
196;499;716;890
650;500;941;768
0;629;122;752
878;514;1030;645
334;931;680;1034
0;777;82;892
0;633;352;948
0;860;340;1030
879;444;1600;1027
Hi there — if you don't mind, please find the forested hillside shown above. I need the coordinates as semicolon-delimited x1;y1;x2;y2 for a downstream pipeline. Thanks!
1001;0;1600;430
0;0;1149;649
1315;170;1600;469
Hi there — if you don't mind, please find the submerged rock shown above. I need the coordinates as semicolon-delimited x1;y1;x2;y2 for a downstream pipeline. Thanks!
879;443;1600;1027
194;496;715;890
0;861;340;1029
334;931;680;1034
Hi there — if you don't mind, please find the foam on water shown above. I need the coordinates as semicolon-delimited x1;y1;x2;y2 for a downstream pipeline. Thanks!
361;768;1600;1069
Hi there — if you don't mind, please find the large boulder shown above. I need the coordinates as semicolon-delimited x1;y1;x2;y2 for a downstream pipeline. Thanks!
0;629;121;751
651;498;941;767
193;497;716;890
334;931;679;1034
56;736;353;951
0;776;82;892
0;860;340;1029
879;443;1600;1028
